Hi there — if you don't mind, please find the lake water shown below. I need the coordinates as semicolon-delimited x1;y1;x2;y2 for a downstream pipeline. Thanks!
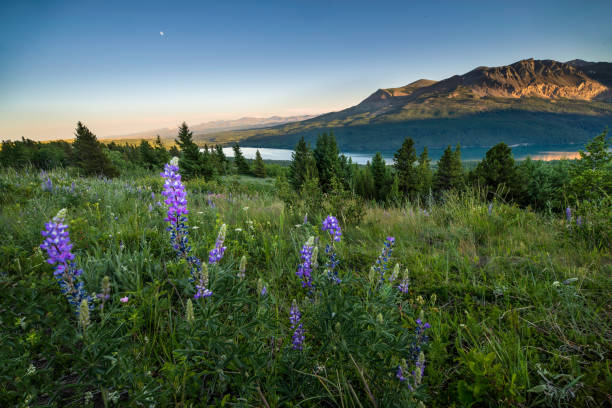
211;144;584;164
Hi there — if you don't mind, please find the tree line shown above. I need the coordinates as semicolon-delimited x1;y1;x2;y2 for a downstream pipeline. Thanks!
287;129;612;211
1;122;276;179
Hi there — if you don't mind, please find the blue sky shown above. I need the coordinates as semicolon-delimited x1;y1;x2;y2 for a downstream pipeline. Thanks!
1;0;611;140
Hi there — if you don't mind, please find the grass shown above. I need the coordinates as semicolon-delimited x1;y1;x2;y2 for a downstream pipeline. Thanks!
1;168;611;407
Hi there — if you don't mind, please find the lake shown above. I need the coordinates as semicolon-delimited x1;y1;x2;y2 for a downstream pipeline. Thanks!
209;144;584;164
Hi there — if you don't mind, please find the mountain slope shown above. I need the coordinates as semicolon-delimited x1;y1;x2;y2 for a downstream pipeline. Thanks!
206;59;612;151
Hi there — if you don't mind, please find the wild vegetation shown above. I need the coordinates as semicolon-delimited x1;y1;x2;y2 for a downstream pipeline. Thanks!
1;123;611;407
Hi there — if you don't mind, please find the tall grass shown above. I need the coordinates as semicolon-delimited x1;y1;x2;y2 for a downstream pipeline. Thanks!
1;168;610;407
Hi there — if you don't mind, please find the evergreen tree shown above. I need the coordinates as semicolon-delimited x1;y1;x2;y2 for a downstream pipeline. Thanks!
233;143;251;175
169;145;180;157
213;145;228;175
434;144;463;193
175;122;213;180
154;135;170;166
355;162;375;200
371;152;390;201
138;140;157;169
72;122;118;177
288;137;318;190
313;133;340;192
253;149;266;178
393;137;418;199
416;147;433;197
472;142;519;199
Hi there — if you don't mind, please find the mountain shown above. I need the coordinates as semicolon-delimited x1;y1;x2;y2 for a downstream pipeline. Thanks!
103;115;317;141
208;59;612;152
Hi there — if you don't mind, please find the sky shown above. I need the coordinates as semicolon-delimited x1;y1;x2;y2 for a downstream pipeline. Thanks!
1;0;611;141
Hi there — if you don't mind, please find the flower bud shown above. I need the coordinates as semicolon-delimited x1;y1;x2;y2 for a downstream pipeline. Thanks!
186;299;195;324
79;299;90;329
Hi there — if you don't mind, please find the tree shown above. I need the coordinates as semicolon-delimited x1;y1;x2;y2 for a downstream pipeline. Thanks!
568;128;612;201
175;122;213;180
416;147;433;197
313;133;340;192
434;144;463;193
72;122;118;177
253;150;266;178
154;135;170;166
213;145;228;175
138;140;157;169
233;143;251;175
393;137;418;199
472;142;519;199
371;152;391;201
288;137;318;190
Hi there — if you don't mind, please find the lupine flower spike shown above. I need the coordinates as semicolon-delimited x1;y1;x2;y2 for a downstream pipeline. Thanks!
397;268;410;293
290;300;305;350
374;236;395;286
97;276;111;310
566;206;572;223
186;299;195;325
40;208;91;314
238;255;247;279
322;215;342;284
209;224;227;264
194;263;212;299
296;236;315;287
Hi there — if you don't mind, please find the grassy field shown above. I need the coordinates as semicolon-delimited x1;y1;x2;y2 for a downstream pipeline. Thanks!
1;168;611;407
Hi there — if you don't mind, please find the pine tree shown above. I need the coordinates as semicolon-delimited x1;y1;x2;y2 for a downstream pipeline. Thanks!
568;128;612;200
213;145;228;175
371;152;390;201
138;140;156;169
393;137;418;199
434;144;463;193
289;137;318;190
253;150;266;178
416;147;433;197
233;143;251;175
473;142;519;199
169;145;180;157
72;122;118;177
313;133;340;192
175;122;213;180
154;135;170;167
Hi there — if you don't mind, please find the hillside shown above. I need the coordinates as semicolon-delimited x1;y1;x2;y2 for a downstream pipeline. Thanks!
203;59;612;151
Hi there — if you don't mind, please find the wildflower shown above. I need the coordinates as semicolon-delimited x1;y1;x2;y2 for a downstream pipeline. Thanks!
290;302;305;350
488;202;493;215
566;206;572;223
97;276;111;310
577;216;583;227
296;237;315;287
194;263;212;299
311;246;319;269
258;279;268;296
208;224;227;264
148;204;153;212
79;299;90;329
304;213;308;224
161;160;190;257
40;209;90;313
322;215;342;242
186;299;195;324
238;255;247;279
41;177;53;192
389;263;400;283
376;313;384;324
396;360;407;381
398;277;410;293
120;296;129;303
374;236;395;285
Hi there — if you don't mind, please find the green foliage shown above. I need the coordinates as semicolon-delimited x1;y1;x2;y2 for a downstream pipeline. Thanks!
568;128;612;201
313;132;340;192
393;137;419;199
434;144;464;194
176;122;214;180
252;149;266;178
471;142;520;200
232;143;251;175
371;152;391;202
72;122;118;177
288;136;318;191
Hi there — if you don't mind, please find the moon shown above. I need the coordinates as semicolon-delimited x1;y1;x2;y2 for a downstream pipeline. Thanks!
160;31;164;36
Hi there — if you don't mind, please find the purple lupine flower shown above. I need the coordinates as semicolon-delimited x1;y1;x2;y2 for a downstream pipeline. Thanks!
374;236;395;285
40;209;90;313
396;365;406;381
322;215;342;242
397;278;410;293
297;237;315;287
151;192;155;200
208;224;227;264
566;206;572;223
260;286;268;296
488;202;493;215
41;177;53;192
303;213;308;224
290;300;304;350
161;159;190;257
577;216;583;227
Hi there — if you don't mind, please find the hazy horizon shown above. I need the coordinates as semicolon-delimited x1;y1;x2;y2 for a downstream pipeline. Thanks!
2;0;612;141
